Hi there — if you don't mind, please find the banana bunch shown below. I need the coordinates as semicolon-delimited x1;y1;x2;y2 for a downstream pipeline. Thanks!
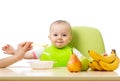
88;49;120;71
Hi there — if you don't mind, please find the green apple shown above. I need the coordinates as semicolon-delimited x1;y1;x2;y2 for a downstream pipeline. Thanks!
79;56;90;71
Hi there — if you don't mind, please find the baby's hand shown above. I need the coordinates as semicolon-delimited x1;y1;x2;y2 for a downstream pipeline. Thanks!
2;44;15;55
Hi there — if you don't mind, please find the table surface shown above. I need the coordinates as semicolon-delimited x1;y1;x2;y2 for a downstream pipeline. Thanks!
0;60;120;81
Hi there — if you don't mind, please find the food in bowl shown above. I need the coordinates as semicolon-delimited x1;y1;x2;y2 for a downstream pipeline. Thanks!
29;60;54;69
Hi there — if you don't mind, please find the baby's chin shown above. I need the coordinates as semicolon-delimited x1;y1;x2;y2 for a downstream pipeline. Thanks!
55;46;64;48
55;45;66;48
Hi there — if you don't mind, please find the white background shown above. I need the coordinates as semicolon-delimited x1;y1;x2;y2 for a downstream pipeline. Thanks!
0;0;120;58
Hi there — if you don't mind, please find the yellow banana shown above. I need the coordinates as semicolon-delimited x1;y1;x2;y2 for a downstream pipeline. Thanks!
99;56;120;71
91;60;104;71
88;49;116;63
89;62;96;71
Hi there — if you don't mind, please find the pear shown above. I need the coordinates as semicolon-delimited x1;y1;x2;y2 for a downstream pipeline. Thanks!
79;56;89;71
67;53;82;72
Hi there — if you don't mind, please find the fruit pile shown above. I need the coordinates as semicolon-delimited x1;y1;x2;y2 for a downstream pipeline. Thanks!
88;49;120;71
67;51;90;72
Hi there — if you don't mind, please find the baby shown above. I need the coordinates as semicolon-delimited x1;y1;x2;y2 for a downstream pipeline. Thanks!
2;20;82;67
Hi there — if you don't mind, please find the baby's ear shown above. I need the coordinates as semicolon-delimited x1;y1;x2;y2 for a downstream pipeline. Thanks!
70;35;72;41
48;35;51;39
68;38;72;43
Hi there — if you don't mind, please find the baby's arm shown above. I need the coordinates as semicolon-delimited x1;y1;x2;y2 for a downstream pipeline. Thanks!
73;48;82;58
0;41;33;68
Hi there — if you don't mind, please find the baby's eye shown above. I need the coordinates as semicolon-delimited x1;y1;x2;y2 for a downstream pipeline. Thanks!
62;34;67;36
53;34;58;36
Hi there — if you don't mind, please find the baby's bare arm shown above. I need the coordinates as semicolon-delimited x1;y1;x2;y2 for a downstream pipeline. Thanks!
23;52;35;59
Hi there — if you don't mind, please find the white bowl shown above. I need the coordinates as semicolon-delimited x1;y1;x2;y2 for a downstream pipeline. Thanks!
29;60;54;69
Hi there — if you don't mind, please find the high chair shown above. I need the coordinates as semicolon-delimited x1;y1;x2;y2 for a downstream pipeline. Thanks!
69;26;106;59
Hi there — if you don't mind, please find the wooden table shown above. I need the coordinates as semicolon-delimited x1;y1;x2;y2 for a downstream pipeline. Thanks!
0;66;120;81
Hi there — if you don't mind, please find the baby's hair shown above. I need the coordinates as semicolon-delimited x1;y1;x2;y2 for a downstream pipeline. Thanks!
49;20;72;33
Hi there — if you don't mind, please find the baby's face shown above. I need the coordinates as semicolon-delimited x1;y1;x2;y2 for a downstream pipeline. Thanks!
49;23;72;48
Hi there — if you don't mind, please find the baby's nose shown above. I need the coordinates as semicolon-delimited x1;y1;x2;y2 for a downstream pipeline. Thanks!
58;35;62;39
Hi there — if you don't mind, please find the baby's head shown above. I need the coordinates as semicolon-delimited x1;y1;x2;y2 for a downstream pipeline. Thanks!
48;20;72;48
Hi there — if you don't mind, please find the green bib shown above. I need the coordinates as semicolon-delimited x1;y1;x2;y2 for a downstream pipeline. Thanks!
40;45;72;67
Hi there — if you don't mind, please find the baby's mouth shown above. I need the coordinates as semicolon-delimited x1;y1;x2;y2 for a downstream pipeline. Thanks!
56;41;63;44
57;41;63;43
